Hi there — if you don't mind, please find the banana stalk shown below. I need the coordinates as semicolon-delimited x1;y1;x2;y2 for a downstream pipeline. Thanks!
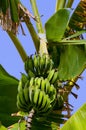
30;0;44;33
7;31;28;62
55;0;66;12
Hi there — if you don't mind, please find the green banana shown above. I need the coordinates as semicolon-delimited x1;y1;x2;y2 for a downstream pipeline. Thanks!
18;79;23;92
24;56;34;74
29;86;35;104
23;87;30;103
47;69;55;82
21;73;28;86
39;92;48;111
28;70;35;79
17;92;28;112
44;57;53;73
18;90;27;106
41;78;46;92
33;55;38;75
40;96;51;114
33;88;40;107
29;77;35;86
37;90;44;110
36;77;43;89
24;80;30;88
23;87;32;111
51;70;59;84
17;94;26;111
45;78;50;94
49;84;56;103
39;55;46;73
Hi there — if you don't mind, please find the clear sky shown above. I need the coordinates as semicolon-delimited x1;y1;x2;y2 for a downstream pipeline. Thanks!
0;0;86;114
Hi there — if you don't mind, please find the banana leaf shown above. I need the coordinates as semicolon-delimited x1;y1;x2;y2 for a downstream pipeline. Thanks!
0;65;19;126
61;103;86;130
58;45;86;80
69;1;86;31
45;8;71;42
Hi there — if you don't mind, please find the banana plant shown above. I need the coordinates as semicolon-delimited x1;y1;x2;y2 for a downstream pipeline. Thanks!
0;0;86;130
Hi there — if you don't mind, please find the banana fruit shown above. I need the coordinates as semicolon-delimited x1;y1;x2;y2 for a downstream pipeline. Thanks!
17;76;57;115
24;54;54;79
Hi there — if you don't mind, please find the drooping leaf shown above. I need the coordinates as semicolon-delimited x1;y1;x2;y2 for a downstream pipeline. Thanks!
58;45;86;80
61;103;86;130
69;1;86;31
0;65;19;126
45;8;71;42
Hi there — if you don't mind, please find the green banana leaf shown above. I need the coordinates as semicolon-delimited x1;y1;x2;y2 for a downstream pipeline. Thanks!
69;1;86;31
61;103;86;130
58;45;86;80
45;8;71;42
0;65;19;126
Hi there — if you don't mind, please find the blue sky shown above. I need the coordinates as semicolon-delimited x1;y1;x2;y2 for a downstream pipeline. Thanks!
0;0;86;114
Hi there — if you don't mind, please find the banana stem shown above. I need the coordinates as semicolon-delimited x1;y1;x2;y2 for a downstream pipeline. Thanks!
55;0;66;12
7;31;28;62
30;0;48;55
66;0;74;8
24;18;40;53
26;109;35;130
30;0;44;33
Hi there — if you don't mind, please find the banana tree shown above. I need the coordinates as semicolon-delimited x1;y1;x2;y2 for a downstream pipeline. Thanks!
0;0;86;129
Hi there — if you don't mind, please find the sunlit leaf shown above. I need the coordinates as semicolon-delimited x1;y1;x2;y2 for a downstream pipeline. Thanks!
61;103;86;130
0;65;19;126
57;45;86;80
45;9;71;42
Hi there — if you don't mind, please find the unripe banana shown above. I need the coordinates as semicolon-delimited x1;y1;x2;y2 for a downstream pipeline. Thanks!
17;91;28;112
18;79;23;92
51;70;59;84
28;70;35;79
40;96;52;114
33;55;38;74
47;69;55;82
24;56;34;74
29;77;35;86
33;88;40;107
18;73;28;92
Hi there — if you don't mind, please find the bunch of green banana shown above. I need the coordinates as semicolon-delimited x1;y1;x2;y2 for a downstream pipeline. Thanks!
24;54;54;79
17;77;57;115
